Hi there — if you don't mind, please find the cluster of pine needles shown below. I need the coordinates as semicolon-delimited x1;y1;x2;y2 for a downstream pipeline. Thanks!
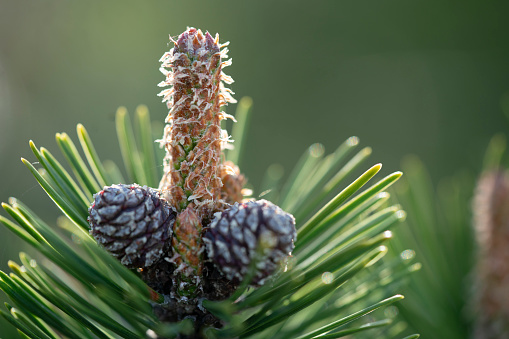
0;99;421;338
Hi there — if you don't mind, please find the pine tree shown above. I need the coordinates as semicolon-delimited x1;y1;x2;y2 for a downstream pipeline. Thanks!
388;134;509;338
0;27;419;339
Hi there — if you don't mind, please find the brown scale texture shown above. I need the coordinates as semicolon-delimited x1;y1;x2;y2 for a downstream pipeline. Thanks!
219;161;246;205
172;204;203;276
473;170;509;338
158;27;235;215
158;27;236;281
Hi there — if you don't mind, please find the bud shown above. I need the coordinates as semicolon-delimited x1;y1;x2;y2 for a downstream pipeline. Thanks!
172;204;203;274
158;27;236;215
219;161;247;205
157;28;237;292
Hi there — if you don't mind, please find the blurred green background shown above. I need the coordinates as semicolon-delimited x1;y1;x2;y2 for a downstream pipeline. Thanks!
1;0;509;337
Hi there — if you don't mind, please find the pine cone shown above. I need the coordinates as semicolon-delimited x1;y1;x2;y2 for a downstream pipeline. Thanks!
203;199;296;285
88;184;176;269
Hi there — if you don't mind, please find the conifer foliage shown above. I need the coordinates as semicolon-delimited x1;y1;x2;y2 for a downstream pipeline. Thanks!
0;28;419;338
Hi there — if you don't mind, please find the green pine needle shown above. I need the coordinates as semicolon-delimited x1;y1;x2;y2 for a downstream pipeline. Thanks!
0;103;417;338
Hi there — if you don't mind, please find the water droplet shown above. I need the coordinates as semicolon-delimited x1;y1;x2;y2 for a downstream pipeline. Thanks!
400;249;415;260
396;210;407;219
321;272;333;284
29;260;36;268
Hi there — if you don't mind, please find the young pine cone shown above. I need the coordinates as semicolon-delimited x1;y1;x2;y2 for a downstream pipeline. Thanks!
88;184;176;269
219;161;247;205
203;200;296;286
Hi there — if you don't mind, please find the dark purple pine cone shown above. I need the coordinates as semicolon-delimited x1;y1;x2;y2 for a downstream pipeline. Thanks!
88;184;176;269
203;199;296;286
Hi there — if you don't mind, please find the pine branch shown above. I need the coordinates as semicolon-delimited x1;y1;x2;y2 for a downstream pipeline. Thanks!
0;27;419;339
